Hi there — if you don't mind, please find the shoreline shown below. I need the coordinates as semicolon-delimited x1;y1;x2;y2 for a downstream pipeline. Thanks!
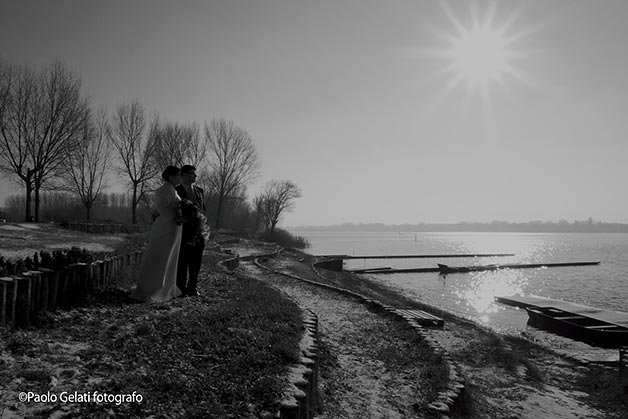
1;225;626;417
235;241;625;418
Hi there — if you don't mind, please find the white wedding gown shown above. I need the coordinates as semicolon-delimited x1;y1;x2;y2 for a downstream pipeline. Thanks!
132;182;183;302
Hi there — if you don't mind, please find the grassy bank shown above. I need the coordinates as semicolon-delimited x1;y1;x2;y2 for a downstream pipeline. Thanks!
0;227;304;418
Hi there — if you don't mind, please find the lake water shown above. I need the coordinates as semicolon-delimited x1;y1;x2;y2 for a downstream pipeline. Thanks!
291;230;628;358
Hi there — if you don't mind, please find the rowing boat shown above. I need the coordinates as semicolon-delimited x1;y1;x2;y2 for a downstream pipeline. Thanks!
525;306;628;348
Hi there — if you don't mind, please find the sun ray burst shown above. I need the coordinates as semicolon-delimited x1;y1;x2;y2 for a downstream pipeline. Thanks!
426;2;534;109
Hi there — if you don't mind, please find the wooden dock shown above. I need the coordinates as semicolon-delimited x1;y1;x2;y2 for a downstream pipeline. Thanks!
437;261;600;274
321;253;515;260
495;295;628;328
349;261;600;275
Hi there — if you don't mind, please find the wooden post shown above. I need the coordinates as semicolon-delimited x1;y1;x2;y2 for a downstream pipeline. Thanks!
0;277;12;327
57;268;71;308
37;268;53;312
96;260;105;289
103;258;111;287
13;276;32;327
1;277;17;326
48;269;59;310
74;263;88;305
87;262;97;293
22;271;43;320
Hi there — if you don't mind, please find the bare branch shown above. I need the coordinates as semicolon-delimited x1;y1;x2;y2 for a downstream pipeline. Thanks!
204;118;260;228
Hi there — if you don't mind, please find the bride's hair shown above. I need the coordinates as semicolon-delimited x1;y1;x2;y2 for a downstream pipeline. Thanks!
161;166;180;182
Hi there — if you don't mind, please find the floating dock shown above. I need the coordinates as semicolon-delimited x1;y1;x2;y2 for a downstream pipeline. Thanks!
319;253;515;260
437;261;600;274
349;261;600;274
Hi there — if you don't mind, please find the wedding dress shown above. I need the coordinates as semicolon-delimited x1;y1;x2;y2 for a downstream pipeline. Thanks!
132;182;183;302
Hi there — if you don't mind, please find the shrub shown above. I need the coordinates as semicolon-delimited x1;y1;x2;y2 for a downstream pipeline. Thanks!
258;228;310;249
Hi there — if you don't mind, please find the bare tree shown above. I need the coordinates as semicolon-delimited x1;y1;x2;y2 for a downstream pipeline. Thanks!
0;61;37;221
259;180;302;234
65;106;111;220
0;60;89;221
152;119;205;169
31;62;90;222
109;100;158;224
204;118;260;229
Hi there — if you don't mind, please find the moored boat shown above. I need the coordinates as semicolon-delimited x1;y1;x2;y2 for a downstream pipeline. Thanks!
525;306;628;348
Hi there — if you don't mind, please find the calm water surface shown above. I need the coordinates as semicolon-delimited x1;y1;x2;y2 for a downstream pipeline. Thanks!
292;230;628;358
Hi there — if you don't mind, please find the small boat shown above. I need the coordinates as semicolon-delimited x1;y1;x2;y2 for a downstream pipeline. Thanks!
525;306;628;348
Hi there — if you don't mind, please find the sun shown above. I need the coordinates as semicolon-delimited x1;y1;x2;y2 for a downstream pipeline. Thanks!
433;3;530;100
449;24;511;86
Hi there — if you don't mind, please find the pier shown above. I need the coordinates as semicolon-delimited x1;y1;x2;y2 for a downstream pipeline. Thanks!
348;261;600;274
317;253;515;260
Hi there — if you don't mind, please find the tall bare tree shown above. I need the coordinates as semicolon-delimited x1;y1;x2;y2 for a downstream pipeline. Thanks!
31;61;90;221
258;180;302;234
0;61;36;221
152;119;205;169
204;118;260;229
0;60;89;221
109;100;158;224
65;106;111;220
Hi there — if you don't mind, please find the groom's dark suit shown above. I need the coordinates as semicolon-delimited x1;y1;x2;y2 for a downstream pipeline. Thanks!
175;183;206;296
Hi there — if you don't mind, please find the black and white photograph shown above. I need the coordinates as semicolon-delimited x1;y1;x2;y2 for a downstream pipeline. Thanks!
1;1;627;418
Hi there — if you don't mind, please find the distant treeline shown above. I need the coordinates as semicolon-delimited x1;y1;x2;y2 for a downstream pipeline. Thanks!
1;191;256;232
294;218;628;233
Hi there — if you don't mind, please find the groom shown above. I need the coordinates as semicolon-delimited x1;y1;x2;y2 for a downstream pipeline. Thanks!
175;165;207;297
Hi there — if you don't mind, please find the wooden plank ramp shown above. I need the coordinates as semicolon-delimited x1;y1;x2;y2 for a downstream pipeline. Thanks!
393;308;444;327
495;295;628;328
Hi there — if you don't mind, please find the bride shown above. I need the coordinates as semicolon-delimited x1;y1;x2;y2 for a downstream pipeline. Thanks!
132;166;183;302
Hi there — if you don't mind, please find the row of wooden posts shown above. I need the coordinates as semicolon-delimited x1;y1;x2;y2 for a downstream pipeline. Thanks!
0;250;143;328
62;222;142;234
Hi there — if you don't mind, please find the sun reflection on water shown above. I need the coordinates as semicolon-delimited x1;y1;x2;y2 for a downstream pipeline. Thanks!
449;270;528;316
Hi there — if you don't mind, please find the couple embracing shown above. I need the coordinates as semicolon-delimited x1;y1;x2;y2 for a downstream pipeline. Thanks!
132;165;208;302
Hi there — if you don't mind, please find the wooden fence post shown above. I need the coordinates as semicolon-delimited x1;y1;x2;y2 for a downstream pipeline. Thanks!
76;263;89;304
48;269;59;310
57;268;71;308
22;271;43;321
37;268;53;312
102;258;110;287
13;276;32;328
0;277;13;327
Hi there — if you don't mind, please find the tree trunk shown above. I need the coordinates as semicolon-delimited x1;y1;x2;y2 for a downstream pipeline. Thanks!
214;193;224;230
131;184;138;224
86;203;92;221
24;179;33;222
34;187;40;222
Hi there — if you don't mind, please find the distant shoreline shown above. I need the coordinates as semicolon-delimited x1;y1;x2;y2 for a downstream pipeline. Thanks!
289;220;628;234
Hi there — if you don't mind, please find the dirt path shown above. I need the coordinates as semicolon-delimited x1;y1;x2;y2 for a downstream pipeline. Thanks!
242;261;434;418
233;246;622;419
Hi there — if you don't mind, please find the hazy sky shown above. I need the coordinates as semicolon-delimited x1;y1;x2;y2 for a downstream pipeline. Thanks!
1;0;627;226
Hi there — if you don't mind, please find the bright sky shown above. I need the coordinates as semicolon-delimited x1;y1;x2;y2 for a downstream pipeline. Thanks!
1;0;627;226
